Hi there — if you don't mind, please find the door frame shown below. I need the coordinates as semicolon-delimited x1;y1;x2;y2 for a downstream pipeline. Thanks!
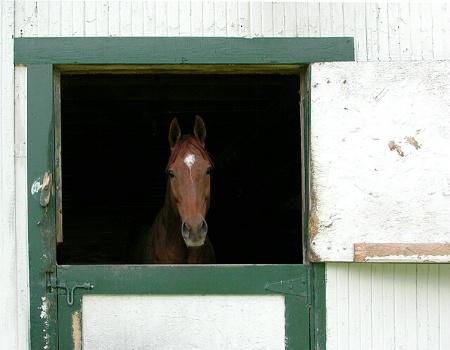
15;36;355;349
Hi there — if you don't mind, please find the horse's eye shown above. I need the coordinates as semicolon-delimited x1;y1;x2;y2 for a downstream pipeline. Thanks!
167;170;175;178
206;167;213;175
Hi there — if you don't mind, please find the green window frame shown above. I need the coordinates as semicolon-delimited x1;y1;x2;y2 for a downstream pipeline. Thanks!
15;37;354;350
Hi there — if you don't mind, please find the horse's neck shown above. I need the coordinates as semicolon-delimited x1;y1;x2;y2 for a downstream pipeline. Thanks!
186;247;205;264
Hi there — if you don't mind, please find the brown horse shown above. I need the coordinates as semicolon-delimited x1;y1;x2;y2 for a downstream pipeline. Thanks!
130;116;215;264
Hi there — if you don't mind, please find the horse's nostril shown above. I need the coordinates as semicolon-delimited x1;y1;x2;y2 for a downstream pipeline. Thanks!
182;221;190;235
182;220;207;237
199;220;208;234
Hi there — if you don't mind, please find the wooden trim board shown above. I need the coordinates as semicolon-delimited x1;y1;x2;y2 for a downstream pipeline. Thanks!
14;37;354;65
354;243;450;263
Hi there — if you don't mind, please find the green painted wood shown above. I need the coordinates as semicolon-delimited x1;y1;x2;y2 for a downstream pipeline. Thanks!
303;63;330;349
303;65;327;350
15;37;355;65
56;265;311;349
303;65;312;260
310;264;327;350
27;64;58;350
57;264;308;295
285;294;311;349
58;290;87;350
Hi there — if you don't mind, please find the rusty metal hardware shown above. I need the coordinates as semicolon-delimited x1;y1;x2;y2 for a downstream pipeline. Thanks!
265;277;308;297
47;274;94;306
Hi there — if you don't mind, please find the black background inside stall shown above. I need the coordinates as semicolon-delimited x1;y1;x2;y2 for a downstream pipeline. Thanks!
57;73;303;264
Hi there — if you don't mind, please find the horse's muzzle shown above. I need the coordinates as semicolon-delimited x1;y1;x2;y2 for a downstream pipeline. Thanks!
181;219;208;247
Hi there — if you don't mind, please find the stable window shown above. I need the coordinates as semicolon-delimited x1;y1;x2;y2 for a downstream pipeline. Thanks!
17;37;354;350
57;69;303;265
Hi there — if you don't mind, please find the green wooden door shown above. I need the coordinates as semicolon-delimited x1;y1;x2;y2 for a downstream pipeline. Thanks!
56;265;312;349
26;63;314;349
20;37;353;350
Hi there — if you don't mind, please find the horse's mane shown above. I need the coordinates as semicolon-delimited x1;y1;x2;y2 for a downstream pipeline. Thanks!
166;134;213;170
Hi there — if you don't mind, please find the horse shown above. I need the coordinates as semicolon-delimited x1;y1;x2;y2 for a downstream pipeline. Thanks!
130;116;216;264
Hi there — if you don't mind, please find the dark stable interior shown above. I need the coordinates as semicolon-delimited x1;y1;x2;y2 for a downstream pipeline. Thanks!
57;72;303;264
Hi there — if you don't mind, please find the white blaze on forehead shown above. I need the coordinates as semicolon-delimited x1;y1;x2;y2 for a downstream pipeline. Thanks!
184;153;196;169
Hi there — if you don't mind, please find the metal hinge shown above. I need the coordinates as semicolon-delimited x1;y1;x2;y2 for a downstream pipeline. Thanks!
46;273;94;306
265;277;308;297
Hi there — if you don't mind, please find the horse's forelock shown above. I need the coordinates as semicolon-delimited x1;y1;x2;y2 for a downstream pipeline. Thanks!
166;135;213;170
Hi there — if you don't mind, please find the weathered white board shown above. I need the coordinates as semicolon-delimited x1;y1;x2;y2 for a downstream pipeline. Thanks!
82;295;285;350
309;61;450;262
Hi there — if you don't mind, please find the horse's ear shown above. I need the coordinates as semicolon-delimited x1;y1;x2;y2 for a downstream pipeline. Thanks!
169;118;181;149
194;115;206;145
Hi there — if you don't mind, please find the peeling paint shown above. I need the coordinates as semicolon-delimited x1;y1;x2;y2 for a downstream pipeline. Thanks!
388;140;404;157
31;178;42;194
365;254;450;263
406;136;421;150
39;297;50;349
39;297;49;320
72;311;82;350
43;334;50;350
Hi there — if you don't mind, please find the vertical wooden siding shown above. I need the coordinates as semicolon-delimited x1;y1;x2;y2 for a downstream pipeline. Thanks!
327;263;450;350
1;2;24;350
14;2;450;61
4;2;450;350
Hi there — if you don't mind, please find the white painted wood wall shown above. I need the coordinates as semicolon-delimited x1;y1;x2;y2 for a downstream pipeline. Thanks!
1;2;449;349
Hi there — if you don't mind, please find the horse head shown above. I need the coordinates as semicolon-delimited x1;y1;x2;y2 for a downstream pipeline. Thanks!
166;116;213;247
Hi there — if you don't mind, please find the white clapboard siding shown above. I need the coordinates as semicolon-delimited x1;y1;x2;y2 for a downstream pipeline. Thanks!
13;2;450;62
2;2;450;350
1;2;21;350
14;66;29;350
327;263;450;350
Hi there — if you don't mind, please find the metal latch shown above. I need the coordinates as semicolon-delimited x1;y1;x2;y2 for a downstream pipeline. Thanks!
47;274;94;306
265;277;308;297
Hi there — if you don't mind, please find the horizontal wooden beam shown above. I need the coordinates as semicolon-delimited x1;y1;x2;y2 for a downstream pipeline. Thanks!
57;64;303;75
14;37;354;65
354;243;450;263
